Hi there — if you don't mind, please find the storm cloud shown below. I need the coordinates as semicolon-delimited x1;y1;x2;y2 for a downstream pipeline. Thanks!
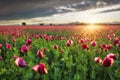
0;0;120;20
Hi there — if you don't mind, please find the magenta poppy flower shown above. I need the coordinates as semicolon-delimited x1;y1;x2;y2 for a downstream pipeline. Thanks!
102;57;114;67
21;45;28;53
100;43;107;50
26;39;32;45
53;44;58;49
111;33;115;37
0;44;2;48
6;43;12;49
113;37;119;45
66;40;73;47
15;57;27;67
78;39;84;44
37;50;44;58
104;48;108;52
81;44;89;50
32;65;39;72
106;44;112;50
106;35;111;41
117;42;120;47
45;36;49;41
49;35;54;41
94;57;102;64
107;53;116;60
90;41;97;46
35;34;40;39
32;63;48;74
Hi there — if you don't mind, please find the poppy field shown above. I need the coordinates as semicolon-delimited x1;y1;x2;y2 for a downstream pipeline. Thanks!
0;25;120;80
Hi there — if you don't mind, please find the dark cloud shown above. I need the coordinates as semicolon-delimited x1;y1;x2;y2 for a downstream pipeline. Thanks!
0;0;120;20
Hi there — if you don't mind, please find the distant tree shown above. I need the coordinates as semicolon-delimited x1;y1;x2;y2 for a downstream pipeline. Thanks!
40;23;44;26
50;23;52;26
22;22;26;26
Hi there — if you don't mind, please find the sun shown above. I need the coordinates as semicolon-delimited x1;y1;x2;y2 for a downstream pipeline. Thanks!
89;19;99;24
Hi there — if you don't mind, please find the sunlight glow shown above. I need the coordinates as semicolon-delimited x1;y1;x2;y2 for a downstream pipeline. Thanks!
89;19;99;24
84;25;102;33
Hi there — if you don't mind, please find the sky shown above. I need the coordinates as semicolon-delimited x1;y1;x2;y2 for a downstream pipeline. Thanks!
0;0;120;25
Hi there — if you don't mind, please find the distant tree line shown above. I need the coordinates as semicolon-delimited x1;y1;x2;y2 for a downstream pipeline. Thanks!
22;22;26;26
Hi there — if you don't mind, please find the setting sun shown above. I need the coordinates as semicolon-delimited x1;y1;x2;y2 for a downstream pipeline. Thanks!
89;19;98;24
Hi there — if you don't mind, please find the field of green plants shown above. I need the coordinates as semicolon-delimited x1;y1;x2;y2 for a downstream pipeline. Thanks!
0;25;120;80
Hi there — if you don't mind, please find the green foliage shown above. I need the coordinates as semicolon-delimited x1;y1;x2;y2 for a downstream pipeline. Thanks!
0;27;120;80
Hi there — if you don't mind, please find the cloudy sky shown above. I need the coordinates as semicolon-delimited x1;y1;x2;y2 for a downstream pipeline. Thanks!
0;0;120;25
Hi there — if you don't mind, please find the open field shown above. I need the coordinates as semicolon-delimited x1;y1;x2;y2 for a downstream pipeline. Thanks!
0;25;120;80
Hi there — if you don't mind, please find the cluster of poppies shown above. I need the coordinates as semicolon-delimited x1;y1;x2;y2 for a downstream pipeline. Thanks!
94;53;116;67
17;39;48;74
13;55;47;74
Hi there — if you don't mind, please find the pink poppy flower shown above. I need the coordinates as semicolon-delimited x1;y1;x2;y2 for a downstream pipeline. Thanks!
107;53;116;60
32;63;48;74
21;45;28;53
94;57;102;64
117;42;120;47
106;35;111;41
26;39;32;45
66;40;73;47
15;57;27;67
49;35;54;41
106;44;112;50
113;37;119;45
37;50;44;58
78;39;84;44
90;41;97;47
6;43;12;49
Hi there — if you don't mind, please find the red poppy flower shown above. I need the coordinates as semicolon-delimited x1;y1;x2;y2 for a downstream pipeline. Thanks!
102;57;114;67
90;41;97;46
81;44;89;50
26;39;32;45
37;50;44;58
66;40;73;47
94;57;102;64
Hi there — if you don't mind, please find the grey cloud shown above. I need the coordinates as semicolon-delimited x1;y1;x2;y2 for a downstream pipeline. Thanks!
52;0;120;13
94;8;120;14
0;0;120;20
